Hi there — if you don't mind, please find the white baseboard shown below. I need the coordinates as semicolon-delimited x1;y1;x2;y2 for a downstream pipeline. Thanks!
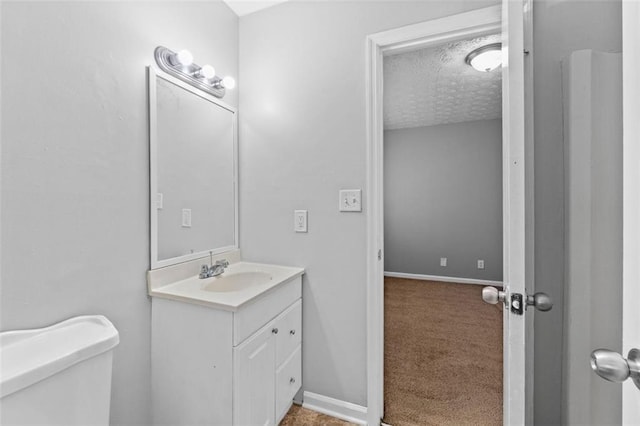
384;271;503;287
302;391;367;425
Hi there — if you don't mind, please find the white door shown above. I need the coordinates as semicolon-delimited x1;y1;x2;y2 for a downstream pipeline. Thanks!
595;2;640;423
622;2;640;422
482;0;536;424
234;326;276;426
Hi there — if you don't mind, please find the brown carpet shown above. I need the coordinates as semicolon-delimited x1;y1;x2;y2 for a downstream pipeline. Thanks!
280;404;355;425
383;278;503;426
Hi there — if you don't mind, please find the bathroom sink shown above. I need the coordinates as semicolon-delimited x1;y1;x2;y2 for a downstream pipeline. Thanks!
149;261;304;311
202;271;273;293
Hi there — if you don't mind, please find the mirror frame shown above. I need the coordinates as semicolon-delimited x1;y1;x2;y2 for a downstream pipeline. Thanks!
148;65;238;269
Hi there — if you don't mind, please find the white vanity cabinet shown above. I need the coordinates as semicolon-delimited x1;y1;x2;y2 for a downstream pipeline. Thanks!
151;273;302;426
234;300;302;425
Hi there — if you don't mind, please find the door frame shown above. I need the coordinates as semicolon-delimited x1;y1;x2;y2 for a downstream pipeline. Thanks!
364;3;533;425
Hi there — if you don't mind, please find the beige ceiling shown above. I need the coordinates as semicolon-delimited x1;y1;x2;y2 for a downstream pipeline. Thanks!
383;34;502;130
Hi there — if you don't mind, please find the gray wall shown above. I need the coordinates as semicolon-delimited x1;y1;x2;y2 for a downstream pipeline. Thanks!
239;0;499;408
0;2;238;425
384;120;503;282
533;1;621;424
562;50;622;426
239;0;622;423
0;0;623;424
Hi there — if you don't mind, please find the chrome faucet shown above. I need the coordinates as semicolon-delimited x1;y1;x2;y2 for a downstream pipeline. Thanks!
199;252;229;279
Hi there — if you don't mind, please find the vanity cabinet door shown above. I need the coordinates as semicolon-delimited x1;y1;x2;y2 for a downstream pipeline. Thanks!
275;345;302;423
274;300;302;366
233;325;276;426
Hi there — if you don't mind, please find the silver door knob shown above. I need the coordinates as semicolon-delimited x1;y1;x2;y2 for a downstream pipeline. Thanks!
591;348;640;390
482;286;505;305
526;292;553;311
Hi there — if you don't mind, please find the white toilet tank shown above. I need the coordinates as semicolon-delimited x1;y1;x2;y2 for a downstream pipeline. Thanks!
0;315;120;426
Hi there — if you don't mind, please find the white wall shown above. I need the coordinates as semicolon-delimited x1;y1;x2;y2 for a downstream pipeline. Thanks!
384;119;503;282
0;2;238;424
238;0;499;408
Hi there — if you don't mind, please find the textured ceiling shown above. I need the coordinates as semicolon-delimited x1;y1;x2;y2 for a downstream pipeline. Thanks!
384;34;502;130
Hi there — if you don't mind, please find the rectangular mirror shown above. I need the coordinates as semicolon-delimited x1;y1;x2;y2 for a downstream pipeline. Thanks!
149;66;238;269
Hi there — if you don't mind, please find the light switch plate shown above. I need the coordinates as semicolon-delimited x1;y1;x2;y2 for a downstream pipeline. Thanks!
339;189;362;212
294;210;308;233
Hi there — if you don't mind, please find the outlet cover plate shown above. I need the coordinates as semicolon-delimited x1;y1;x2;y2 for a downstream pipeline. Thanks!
181;208;192;228
294;210;308;233
339;189;362;212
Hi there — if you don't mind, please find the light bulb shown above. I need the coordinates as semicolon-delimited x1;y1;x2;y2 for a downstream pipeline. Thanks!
470;50;502;72
197;65;216;80
175;49;193;66
222;76;236;90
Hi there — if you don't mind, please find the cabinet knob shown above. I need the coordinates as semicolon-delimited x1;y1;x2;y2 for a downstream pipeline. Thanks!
290;377;296;384
290;329;296;335
272;328;279;334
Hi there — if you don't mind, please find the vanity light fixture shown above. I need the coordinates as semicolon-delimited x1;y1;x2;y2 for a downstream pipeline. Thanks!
154;46;235;98
465;43;502;72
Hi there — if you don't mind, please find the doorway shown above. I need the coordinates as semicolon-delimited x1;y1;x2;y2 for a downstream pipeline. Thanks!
365;3;534;425
381;32;504;425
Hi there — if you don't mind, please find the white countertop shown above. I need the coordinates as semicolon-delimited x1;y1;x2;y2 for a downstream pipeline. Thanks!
149;261;304;311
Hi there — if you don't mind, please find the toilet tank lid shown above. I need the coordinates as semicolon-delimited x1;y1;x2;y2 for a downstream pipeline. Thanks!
0;315;119;398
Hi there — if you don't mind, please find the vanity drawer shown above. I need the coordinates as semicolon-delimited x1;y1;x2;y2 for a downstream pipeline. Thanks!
275;299;302;366
275;345;301;423
233;276;302;346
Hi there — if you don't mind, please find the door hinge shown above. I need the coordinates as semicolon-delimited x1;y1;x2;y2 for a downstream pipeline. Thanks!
510;293;524;315
377;249;382;260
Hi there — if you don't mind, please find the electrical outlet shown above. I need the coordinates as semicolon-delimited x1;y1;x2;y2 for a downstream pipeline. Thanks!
294;210;308;233
440;257;447;267
182;209;192;227
477;259;485;269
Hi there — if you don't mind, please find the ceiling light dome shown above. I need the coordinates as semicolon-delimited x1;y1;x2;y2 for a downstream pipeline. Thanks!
465;43;502;72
